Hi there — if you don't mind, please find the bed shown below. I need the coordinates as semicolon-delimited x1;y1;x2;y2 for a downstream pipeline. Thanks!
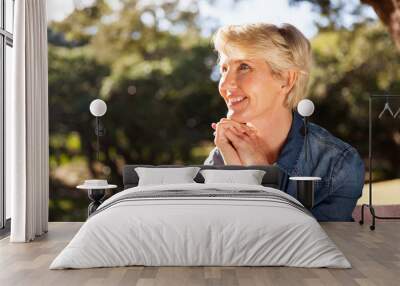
49;165;350;269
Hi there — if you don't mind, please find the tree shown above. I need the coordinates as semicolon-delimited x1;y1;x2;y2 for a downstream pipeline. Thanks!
361;0;400;49
290;0;400;49
309;22;400;180
48;0;224;220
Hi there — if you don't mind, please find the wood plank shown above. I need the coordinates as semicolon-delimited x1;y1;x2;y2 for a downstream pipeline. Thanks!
0;222;399;286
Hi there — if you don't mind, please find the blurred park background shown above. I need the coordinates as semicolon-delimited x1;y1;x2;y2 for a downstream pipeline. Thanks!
47;0;400;221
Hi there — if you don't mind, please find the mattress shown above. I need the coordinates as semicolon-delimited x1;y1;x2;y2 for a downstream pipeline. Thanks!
50;183;351;269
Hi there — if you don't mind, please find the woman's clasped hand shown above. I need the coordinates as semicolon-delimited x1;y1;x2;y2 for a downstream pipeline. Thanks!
211;118;271;166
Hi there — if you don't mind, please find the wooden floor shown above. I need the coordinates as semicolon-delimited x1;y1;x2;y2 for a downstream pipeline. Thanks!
0;222;399;286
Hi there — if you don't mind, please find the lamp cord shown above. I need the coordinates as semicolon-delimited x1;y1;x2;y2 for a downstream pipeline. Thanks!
304;117;308;162
96;117;100;161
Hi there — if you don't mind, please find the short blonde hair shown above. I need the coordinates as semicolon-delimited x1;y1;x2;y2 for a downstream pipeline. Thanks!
212;23;312;110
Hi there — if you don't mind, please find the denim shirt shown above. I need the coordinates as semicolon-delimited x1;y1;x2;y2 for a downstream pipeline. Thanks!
204;111;365;221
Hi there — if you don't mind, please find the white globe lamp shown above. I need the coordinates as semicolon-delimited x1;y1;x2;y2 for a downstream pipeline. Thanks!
90;99;107;117
297;99;314;117
89;99;107;161
297;99;315;162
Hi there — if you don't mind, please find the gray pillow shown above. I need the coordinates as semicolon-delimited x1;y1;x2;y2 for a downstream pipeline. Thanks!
200;169;266;185
135;167;201;186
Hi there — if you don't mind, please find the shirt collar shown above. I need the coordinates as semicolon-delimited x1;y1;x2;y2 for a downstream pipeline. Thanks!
276;110;304;175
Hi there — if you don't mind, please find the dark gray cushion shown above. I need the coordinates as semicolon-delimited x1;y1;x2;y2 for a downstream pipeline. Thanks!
123;165;283;190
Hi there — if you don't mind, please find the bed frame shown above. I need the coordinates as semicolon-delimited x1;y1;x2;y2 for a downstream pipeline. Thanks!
123;165;284;190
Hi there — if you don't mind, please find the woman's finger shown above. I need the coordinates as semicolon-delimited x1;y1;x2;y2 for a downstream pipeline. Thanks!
215;122;240;141
243;128;257;137
224;128;242;145
222;123;244;134
219;123;247;137
245;123;257;130
216;121;236;132
218;120;246;133
225;128;251;147
220;119;256;134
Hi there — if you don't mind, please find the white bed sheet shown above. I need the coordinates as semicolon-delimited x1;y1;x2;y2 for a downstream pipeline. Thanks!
50;183;351;269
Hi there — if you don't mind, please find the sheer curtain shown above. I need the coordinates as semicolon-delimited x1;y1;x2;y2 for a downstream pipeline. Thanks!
6;0;49;242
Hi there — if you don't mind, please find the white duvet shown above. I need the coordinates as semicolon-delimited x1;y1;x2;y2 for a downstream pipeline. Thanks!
50;183;351;269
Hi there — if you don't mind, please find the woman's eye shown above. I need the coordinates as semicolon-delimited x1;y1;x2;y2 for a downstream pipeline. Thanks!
239;63;250;70
221;66;227;73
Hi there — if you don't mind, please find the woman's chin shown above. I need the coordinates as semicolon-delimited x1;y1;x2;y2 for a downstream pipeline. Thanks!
226;99;251;122
227;110;248;123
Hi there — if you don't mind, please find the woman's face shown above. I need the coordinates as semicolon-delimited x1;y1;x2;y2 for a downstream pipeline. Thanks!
218;55;285;123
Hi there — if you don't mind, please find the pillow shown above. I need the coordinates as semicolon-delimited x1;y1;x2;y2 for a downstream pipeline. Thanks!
200;169;266;185
135;167;201;186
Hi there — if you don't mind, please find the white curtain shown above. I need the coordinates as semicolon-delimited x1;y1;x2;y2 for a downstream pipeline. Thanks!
6;0;49;242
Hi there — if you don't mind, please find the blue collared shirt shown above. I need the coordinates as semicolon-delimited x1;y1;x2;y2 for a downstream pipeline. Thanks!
204;111;365;221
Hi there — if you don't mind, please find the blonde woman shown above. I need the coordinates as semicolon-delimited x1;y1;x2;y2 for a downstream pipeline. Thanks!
204;23;365;221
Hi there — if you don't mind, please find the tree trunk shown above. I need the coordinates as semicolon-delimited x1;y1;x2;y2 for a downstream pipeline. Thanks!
361;0;400;49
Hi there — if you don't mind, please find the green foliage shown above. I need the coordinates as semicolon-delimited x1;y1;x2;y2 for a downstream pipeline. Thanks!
289;0;376;30
49;0;223;220
309;22;400;181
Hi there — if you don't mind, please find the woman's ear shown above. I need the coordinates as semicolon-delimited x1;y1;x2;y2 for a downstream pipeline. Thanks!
280;70;298;94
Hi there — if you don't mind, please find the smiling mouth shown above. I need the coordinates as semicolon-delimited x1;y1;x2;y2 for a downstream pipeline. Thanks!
227;96;248;107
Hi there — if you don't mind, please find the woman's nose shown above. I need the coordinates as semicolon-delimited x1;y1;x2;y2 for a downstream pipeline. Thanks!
220;70;238;90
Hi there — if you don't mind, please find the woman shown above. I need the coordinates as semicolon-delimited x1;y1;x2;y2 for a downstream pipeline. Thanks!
204;23;365;222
